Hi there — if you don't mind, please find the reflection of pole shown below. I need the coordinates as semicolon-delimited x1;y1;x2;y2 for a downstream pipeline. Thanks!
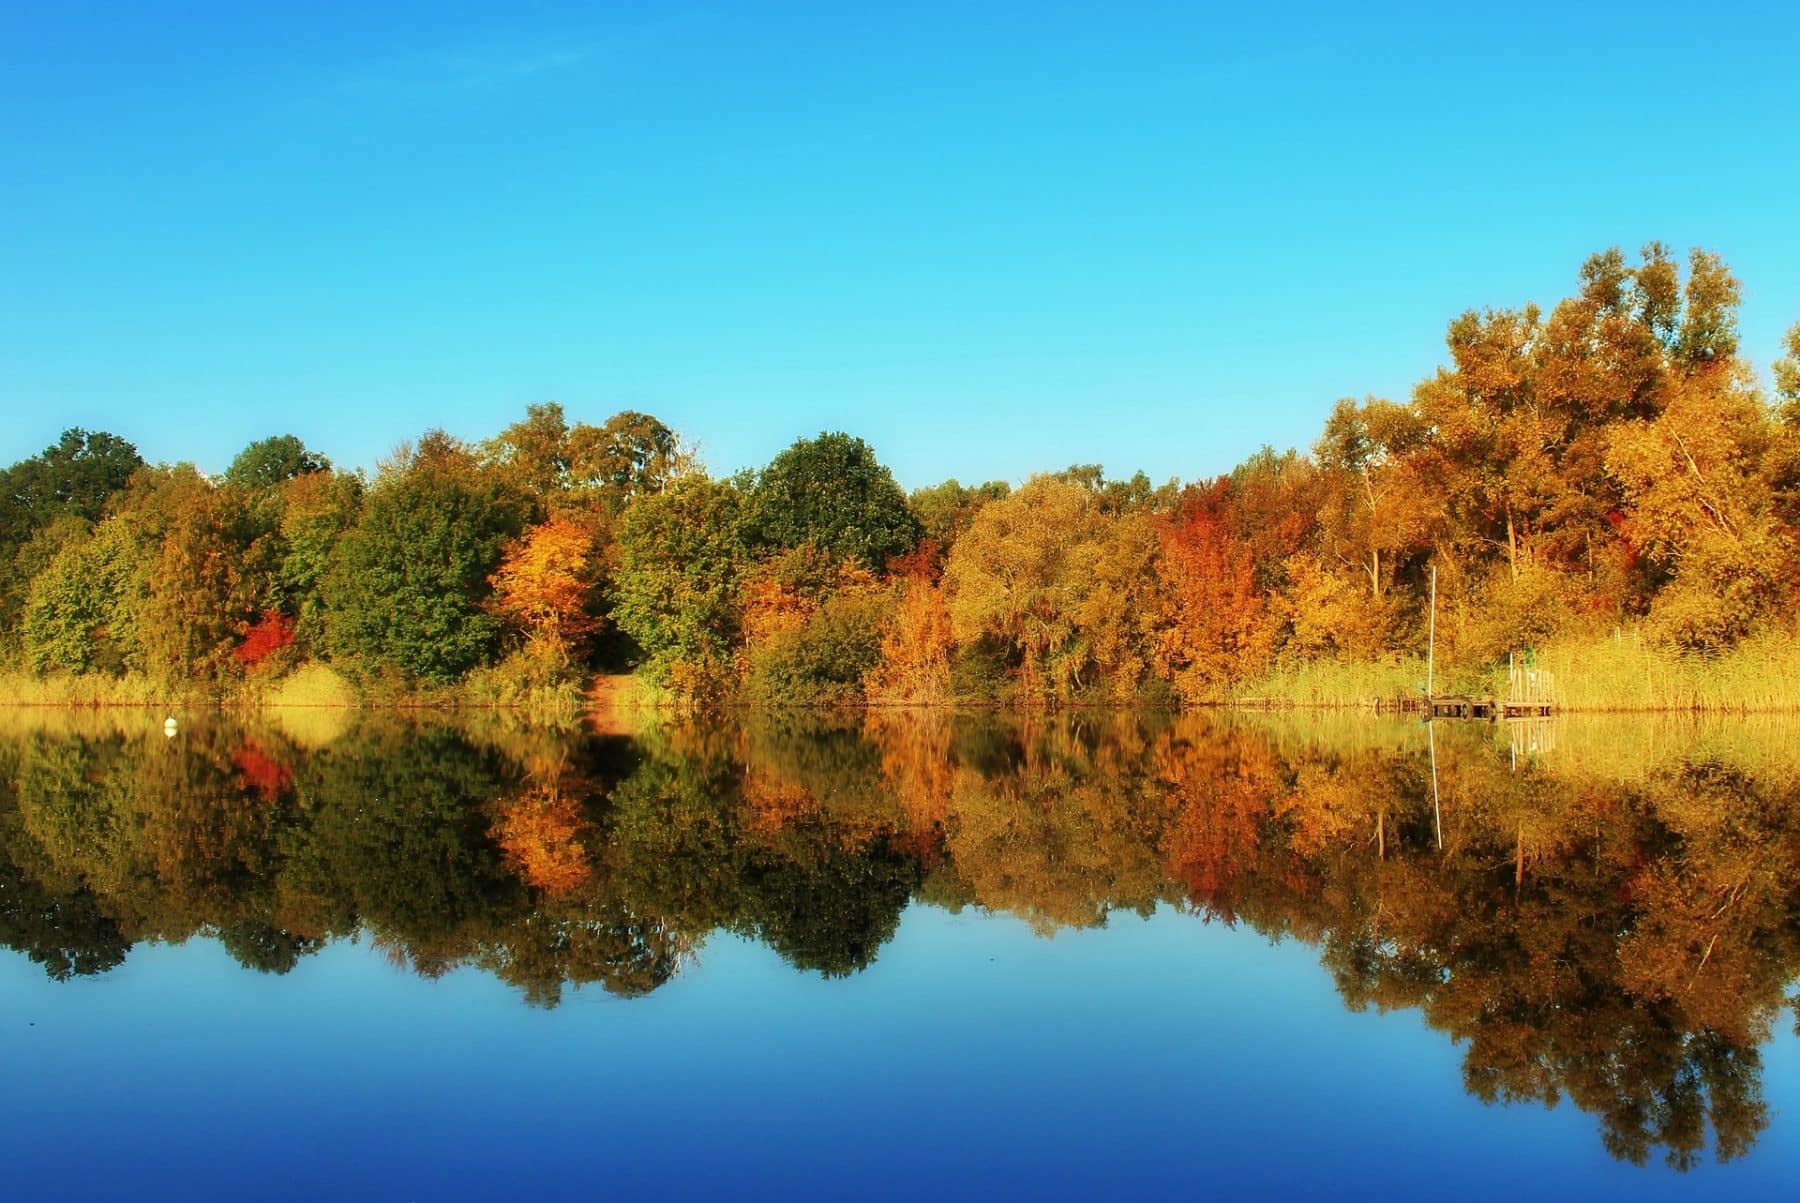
1429;718;1442;850
1427;562;1437;700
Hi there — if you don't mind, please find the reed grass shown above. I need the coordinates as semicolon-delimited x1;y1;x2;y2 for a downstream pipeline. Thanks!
0;671;200;708
1233;657;1430;709
1505;627;1800;713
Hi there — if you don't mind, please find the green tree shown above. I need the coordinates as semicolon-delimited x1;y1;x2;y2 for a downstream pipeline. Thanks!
612;477;748;695
0;429;143;651
482;402;573;506
22;518;147;675
568;409;691;507
749;433;921;570
908;479;1010;549
323;433;526;681
278;469;364;654
223;435;329;490
0;428;143;543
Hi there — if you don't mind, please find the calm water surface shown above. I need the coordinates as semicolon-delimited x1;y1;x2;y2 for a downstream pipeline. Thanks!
1;708;1797;1200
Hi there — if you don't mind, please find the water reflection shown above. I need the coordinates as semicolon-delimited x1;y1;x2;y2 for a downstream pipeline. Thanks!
2;707;1797;1170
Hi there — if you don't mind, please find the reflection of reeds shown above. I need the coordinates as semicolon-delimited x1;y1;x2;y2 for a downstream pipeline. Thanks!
0;703;179;741
1202;624;1800;715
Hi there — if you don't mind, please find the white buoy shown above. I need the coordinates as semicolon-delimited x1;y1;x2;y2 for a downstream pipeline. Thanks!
163;716;178;739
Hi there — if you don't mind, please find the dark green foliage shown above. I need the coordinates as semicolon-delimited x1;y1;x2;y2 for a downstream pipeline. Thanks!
612;477;748;686
0;429;142;653
0;428;143;541
295;727;525;952
215;921;322;974
738;833;922;978
278;470;364;654
749;432;921;569
0;852;130;980
323;435;525;682
223;435;330;490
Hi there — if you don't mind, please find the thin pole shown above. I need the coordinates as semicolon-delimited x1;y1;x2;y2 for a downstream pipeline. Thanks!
1427;562;1437;699
1429;719;1442;851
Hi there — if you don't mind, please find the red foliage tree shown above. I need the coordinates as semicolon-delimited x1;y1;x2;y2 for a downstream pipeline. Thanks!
234;611;296;669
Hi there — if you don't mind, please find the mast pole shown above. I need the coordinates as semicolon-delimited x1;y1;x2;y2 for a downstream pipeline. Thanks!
1427;562;1437;700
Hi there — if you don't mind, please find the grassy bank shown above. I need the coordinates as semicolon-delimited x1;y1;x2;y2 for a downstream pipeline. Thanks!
1227;625;1800;713
8;624;1800;718
0;671;213;708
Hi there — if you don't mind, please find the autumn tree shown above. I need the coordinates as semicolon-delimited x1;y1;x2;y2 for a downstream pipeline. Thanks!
1152;481;1278;700
1606;363;1789;650
1766;322;1800;530
943;476;1156;700
865;576;956;705
490;517;607;649
1315;397;1431;604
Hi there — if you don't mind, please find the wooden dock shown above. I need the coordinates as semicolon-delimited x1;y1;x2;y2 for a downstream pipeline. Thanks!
1423;694;1553;720
1407;569;1557;722
1380;663;1557;721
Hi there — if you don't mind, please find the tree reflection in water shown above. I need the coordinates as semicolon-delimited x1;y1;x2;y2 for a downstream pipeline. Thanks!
2;707;1797;1169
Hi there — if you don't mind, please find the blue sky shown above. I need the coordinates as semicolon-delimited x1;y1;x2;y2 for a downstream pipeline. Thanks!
3;1;1797;489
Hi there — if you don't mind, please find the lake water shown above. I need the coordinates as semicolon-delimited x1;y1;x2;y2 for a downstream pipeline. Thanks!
1;707;1797;1201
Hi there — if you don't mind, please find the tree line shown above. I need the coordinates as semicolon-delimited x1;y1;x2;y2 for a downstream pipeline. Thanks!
4;244;1798;705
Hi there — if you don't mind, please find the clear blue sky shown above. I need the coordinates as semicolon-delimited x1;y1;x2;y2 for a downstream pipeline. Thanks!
3;1;1797;490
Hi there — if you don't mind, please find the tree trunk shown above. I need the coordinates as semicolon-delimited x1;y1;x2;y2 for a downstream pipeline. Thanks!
1506;510;1518;583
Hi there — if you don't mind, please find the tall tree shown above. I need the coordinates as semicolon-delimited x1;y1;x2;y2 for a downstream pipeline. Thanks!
323;433;527;681
568;410;692;506
223;435;329;490
611;476;749;695
0;429;143;649
749;433;921;570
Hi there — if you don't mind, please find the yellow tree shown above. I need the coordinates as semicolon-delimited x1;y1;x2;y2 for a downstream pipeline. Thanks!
1605;364;1788;650
489;516;606;651
942;476;1154;700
